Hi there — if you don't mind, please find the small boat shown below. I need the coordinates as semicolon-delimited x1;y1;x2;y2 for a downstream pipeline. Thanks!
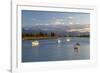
57;39;61;44
66;38;70;42
76;43;80;46
74;43;80;49
32;40;39;46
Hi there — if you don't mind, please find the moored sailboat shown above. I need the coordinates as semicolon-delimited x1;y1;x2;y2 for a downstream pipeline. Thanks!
32;40;39;46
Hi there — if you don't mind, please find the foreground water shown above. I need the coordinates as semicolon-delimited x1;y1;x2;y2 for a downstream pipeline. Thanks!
22;37;90;62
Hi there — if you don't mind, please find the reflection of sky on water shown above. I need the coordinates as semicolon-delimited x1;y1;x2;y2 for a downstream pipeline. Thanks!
22;38;90;62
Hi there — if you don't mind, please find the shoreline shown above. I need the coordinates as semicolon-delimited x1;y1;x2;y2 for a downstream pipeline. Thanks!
22;37;58;40
22;36;89;40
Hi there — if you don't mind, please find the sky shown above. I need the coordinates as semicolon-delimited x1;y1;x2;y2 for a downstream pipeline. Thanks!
22;10;90;28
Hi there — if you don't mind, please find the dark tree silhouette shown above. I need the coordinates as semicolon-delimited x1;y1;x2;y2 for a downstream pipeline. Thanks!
51;32;55;37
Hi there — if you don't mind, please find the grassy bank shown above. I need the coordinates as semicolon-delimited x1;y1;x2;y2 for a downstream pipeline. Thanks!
22;36;59;40
22;36;89;40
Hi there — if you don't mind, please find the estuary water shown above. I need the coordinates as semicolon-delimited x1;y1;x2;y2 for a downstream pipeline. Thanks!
22;37;90;62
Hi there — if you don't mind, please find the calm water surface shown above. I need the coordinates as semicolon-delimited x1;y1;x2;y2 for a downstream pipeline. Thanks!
22;37;90;62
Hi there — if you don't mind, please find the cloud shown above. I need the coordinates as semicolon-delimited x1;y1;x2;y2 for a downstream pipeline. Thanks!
69;22;73;25
51;19;65;25
67;28;89;32
66;24;90;32
68;16;73;19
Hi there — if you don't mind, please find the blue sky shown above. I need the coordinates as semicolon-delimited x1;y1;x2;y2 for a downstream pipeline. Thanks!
22;10;90;28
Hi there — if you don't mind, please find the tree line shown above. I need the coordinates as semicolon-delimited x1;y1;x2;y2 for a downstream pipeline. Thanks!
22;32;56;38
22;32;90;38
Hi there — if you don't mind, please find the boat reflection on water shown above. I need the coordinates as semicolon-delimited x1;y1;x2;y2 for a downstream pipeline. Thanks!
74;43;80;55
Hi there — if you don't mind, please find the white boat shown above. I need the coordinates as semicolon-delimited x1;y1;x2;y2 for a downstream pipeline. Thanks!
57;39;61;44
32;40;39;46
66;38;70;42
